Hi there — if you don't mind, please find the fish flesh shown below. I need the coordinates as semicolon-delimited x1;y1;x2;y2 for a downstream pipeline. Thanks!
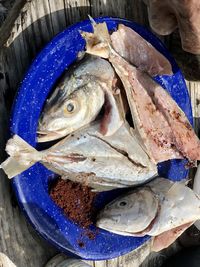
111;24;173;76
143;79;200;162
109;53;200;163
97;177;199;250
108;54;182;163
38;55;123;142
0;121;157;191
82;22;200;163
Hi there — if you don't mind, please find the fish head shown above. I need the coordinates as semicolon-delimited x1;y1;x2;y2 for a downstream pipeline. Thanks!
37;80;105;142
97;188;159;234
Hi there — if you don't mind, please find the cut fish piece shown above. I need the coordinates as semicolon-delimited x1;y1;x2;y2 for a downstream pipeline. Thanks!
0;122;157;191
97;178;199;241
111;24;173;76
82;21;200;163
38;55;123;142
141;77;200;162
109;53;182;163
97;187;159;233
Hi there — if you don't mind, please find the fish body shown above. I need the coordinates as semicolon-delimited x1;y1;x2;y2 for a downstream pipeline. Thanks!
1;122;157;191
38;55;122;142
45;122;157;189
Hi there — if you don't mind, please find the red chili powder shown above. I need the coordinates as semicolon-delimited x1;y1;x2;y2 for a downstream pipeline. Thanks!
49;178;97;228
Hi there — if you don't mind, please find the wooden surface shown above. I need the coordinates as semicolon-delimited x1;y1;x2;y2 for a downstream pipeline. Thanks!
0;0;200;266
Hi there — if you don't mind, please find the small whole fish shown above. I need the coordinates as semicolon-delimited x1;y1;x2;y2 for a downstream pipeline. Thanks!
38;55;123;142
97;177;199;251
0;121;157;191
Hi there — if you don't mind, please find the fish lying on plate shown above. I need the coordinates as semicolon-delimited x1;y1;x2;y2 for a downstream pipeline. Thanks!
38;55;123;142
0;121;157;191
38;22;173;143
82;22;200;164
97;177;199;251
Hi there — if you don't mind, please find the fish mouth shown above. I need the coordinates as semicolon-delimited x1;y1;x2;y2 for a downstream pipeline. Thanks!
37;129;66;142
96;217;113;229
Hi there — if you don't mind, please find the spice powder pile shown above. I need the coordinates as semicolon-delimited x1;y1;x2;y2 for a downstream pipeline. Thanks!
49;178;97;228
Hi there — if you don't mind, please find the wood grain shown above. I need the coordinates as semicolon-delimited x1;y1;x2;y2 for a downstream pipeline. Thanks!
0;0;199;266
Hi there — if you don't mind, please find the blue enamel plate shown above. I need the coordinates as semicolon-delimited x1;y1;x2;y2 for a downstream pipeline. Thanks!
10;17;192;260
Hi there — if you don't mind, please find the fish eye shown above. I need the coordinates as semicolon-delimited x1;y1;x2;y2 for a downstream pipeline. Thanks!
66;103;74;112
119;201;127;207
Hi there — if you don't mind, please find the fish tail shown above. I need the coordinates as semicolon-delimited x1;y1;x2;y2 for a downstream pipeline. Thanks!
0;135;42;178
81;20;111;59
88;15;96;26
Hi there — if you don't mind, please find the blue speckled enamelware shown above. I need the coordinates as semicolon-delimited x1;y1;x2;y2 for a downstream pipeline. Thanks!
10;17;193;260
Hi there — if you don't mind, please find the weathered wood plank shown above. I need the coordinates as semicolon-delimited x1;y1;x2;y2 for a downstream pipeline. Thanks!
0;0;26;48
187;81;200;134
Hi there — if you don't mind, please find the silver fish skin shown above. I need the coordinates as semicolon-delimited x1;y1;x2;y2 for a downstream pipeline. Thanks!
96;187;159;233
97;177;200;237
37;55;119;142
0;121;157;191
44;122;157;190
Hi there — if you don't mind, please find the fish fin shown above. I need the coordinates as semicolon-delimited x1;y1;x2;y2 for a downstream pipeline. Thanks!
88;15;96;26
0;135;41;178
80;21;111;58
0;157;33;179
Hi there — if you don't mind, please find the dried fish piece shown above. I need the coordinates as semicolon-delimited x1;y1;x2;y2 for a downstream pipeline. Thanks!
108;53;182;163
82;22;200;163
97;187;159;233
38;55;123;142
0;121;157;191
97;177;199;250
111;24;173;75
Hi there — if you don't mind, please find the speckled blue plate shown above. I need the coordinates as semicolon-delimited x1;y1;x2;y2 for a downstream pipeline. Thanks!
10;17;192;260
